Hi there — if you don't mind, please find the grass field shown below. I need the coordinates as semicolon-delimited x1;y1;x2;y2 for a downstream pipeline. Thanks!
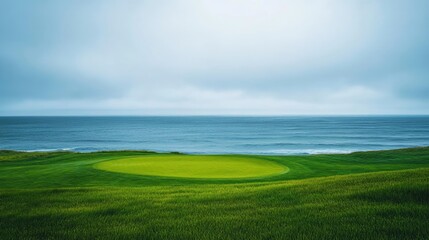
1;147;429;239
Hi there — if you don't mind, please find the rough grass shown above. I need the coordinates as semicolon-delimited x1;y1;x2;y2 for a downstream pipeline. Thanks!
0;147;428;239
94;155;287;179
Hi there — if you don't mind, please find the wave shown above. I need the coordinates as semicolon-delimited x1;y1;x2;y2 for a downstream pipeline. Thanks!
182;148;356;155
261;149;354;155
16;146;353;155
238;142;408;148
12;146;429;155
21;148;77;152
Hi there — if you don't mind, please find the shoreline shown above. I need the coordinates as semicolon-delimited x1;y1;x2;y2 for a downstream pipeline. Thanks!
1;146;428;156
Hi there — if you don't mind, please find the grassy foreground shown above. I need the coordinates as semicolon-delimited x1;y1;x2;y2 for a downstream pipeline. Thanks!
0;147;429;239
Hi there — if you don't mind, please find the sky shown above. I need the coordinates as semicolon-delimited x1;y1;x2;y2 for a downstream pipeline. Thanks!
0;0;428;115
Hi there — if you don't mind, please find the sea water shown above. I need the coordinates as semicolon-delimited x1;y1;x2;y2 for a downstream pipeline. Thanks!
0;116;428;154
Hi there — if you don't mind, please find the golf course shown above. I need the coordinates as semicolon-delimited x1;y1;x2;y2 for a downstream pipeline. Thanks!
95;155;288;179
1;147;429;239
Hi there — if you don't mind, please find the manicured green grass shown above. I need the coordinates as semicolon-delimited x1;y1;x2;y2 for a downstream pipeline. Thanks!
95;155;287;179
0;147;428;239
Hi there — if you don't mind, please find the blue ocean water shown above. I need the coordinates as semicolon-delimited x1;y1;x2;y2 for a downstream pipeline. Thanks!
0;116;428;155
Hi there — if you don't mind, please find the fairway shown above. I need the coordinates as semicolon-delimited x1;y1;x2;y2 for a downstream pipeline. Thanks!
95;155;288;179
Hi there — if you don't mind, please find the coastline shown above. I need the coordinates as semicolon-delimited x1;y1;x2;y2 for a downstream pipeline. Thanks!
2;145;428;156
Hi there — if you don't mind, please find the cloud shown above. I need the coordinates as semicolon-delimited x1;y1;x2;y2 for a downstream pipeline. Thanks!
0;0;428;115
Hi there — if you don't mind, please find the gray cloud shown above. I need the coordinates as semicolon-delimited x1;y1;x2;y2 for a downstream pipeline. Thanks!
0;0;428;115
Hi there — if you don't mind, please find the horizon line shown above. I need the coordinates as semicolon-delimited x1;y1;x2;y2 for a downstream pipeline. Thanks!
1;114;429;118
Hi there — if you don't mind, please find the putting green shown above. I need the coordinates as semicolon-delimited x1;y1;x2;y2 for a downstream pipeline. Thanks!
95;155;288;179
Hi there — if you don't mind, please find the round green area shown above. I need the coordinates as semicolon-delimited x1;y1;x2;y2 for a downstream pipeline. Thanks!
95;155;288;179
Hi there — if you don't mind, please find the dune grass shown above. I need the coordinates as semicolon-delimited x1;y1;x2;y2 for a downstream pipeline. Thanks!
95;155;287;179
0;147;428;239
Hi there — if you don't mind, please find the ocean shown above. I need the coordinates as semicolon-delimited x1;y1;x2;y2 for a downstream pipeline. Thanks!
0;116;428;155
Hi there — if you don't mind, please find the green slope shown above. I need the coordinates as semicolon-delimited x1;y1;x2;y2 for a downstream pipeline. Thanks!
0;147;428;239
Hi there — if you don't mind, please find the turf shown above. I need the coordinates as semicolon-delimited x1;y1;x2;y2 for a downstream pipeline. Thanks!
95;155;287;179
0;147;428;239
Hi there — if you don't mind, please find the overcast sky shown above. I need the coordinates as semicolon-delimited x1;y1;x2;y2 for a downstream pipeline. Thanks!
1;0;428;115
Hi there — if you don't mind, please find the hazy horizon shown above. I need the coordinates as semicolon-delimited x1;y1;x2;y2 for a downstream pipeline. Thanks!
1;0;429;115
1;115;429;117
